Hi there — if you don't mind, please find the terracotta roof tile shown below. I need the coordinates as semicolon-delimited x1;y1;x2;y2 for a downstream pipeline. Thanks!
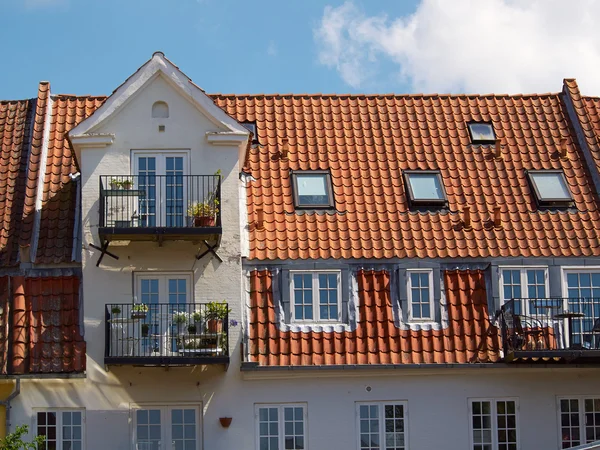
0;98;33;267
248;269;500;366
213;91;600;260
35;95;106;264
10;275;84;374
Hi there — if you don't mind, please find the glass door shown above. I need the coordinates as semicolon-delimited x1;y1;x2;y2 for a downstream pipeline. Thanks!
134;406;199;450
133;152;188;227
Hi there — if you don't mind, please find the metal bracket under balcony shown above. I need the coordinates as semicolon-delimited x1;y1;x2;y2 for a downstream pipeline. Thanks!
104;302;230;367
500;298;600;363
98;175;222;243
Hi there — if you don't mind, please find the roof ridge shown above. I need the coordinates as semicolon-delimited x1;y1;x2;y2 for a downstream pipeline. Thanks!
209;91;563;99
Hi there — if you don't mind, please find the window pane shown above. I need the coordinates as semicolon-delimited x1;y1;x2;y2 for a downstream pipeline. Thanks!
529;172;571;200
283;407;305;450
561;398;581;448
359;404;380;450
318;273;339;321
258;407;279;450
471;401;493;448
293;274;313;321
469;123;495;141
137;409;161;450
295;174;330;206
407;173;444;201
410;272;432;320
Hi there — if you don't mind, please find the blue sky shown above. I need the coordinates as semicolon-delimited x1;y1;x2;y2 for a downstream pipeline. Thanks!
0;0;418;99
2;0;600;100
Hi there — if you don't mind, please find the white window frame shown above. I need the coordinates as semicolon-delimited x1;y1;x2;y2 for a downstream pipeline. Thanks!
406;269;435;321
468;398;520;450
557;395;600;449
560;267;600;348
134;272;194;304
290;270;342;323
131;403;202;450
34;408;86;450
355;401;409;450
130;149;191;175
254;403;308;450
499;266;549;315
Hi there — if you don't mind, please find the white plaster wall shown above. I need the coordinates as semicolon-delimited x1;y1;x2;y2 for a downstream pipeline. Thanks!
8;368;600;449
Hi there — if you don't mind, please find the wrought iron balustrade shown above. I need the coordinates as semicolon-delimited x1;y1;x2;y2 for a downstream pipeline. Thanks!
104;302;229;365
99;174;221;231
500;298;600;359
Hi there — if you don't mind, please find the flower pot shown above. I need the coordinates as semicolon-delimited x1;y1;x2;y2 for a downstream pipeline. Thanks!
131;311;147;320
207;319;223;333
194;216;215;227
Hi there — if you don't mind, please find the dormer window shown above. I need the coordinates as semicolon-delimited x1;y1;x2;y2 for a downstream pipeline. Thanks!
404;171;447;207
241;122;258;143
292;171;334;209
528;170;572;207
468;122;495;144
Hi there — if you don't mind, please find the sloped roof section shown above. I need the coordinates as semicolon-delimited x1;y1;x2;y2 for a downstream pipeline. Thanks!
248;269;499;366
213;89;600;260
0;98;33;267
35;95;106;264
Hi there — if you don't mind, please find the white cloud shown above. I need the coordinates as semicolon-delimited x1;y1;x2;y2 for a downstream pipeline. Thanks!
314;0;600;95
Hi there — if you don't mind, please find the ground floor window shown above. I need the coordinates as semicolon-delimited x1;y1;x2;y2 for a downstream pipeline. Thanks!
469;399;518;450
559;397;600;448
255;403;306;450
133;405;200;450
36;409;84;450
356;402;408;450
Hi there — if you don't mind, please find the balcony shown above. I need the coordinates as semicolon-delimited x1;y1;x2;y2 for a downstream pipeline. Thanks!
98;175;221;243
104;302;230;366
500;298;600;362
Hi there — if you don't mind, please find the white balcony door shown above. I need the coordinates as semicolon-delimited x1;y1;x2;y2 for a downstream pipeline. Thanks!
133;152;189;227
134;406;200;450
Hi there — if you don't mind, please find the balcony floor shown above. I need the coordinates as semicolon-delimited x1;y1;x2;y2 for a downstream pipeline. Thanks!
104;355;230;366
98;226;222;243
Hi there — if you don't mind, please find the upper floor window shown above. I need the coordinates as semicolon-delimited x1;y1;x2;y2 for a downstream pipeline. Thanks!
357;402;408;450
403;171;447;207
152;101;169;118
559;397;600;448
407;270;434;321
469;399;519;450
291;271;341;322
37;409;84;450
256;404;306;450
292;171;334;209
500;267;548;316
468;122;496;144
563;270;600;348
527;171;572;207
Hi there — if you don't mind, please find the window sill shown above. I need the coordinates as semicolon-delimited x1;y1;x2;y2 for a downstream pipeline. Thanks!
279;322;351;333
403;321;442;331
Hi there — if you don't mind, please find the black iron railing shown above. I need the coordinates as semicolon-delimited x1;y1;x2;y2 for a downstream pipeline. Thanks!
105;303;229;365
500;298;600;354
99;175;221;229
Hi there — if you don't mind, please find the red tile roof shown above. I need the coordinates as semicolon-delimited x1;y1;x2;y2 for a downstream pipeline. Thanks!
0;274;84;375
35;95;106;264
248;269;499;366
0;98;33;267
213;88;600;260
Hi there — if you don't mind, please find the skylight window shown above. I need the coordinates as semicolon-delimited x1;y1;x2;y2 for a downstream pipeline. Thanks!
468;122;496;144
404;171;447;206
528;170;572;206
292;171;334;209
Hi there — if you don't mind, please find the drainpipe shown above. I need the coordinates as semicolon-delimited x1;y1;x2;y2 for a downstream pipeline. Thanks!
0;378;20;438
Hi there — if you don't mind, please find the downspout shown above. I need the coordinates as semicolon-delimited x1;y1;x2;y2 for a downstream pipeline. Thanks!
0;378;20;438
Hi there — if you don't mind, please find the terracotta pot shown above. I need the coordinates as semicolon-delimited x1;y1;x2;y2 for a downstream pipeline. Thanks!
219;417;232;428
207;319;223;333
194;216;215;227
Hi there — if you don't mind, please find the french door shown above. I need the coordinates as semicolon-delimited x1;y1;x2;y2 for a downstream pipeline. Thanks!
136;273;192;355
133;152;189;227
133;405;200;450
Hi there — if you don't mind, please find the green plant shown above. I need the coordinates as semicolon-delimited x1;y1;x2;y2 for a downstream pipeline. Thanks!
192;310;204;323
121;179;133;189
0;424;45;450
172;311;189;325
111;306;121;315
109;177;133;190
187;199;219;218
187;324;197;334
132;304;149;313
206;300;231;320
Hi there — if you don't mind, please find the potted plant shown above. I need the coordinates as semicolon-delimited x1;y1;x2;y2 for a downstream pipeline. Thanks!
187;199;219;227
192;310;204;331
205;300;231;333
109;178;122;190
172;311;189;334
131;303;148;319
121;178;133;190
141;323;150;337
187;324;197;335
111;306;121;317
